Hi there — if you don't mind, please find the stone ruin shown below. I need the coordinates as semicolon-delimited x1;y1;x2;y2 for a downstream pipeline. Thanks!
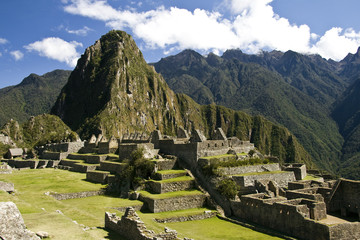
105;207;182;240
231;178;360;240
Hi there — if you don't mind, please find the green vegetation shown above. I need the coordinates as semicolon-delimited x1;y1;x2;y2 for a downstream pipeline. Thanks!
217;178;240;200
202;157;277;176
153;49;345;175
0;70;71;126
149;175;193;183
156;169;187;175
138;190;203;199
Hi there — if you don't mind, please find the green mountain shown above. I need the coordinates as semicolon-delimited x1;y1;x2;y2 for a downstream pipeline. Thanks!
0;70;71;126
1;114;77;150
51;30;312;166
153;50;344;172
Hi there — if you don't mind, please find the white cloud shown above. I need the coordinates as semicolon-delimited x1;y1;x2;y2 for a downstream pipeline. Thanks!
62;0;360;61
311;28;360;60
24;37;82;67
0;38;8;44
10;50;24;61
66;26;93;36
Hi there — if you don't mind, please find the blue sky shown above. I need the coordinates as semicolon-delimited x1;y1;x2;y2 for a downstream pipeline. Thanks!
1;0;360;88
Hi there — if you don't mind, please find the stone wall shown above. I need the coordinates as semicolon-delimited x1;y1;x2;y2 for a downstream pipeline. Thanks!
105;207;179;240
283;163;307;180
71;163;98;173
154;210;216;223
50;190;105;200
99;161;126;174
231;194;331;240
217;163;281;175
43;141;84;153
41;151;68;160
67;154;107;164
0;202;40;240
286;188;325;202
86;170;110;184
232;171;295;188
139;193;206;213
328;179;360;219
145;179;194;194
6;159;39;169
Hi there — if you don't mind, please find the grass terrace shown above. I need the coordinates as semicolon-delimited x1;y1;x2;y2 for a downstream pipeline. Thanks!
0;168;285;239
139;189;203;199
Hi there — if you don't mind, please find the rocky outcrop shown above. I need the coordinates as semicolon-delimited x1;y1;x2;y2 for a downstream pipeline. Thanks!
0;202;40;240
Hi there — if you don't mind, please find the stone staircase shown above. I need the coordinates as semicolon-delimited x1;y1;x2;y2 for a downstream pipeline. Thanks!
137;157;208;213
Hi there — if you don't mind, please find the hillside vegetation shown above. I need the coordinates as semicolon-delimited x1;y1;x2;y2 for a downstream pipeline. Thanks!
0;70;70;126
51;30;312;166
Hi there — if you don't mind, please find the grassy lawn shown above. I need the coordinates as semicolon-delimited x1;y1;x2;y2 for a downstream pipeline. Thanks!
149;175;193;183
303;174;323;181
0;168;285;240
156;169;187;175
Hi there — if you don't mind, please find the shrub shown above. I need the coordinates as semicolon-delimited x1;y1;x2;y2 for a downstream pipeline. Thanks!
217;178;239;200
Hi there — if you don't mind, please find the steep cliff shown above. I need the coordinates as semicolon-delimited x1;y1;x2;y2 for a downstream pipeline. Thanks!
51;30;313;166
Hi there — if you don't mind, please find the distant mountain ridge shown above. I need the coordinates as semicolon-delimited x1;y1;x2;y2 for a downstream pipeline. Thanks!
50;30;312;166
0;70;71;126
153;47;360;177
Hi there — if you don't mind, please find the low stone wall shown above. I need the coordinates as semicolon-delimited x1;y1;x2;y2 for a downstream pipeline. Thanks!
154;211;217;223
71;163;98;173
232;171;296;188
155;158;177;171
230;194;342;240
329;222;360;239
7;160;39;169
217;163;281;176
140;193;206;213
286;188;325;202
86;170;110;184
67;154;107;164
152;171;187;180
59;159;82;167
99;161;126;174
43;141;84;154
105;207;179;240
50;189;105;200
41;151;68;160
0;181;14;192
145;179;194;194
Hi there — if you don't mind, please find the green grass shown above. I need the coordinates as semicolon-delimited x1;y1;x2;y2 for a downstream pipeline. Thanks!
303;174;323;181
156;169;187;175
201;154;236;159
149;176;193;183
139;190;203;199
233;171;285;177
147;207;214;220
0;168;285;239
137;214;283;240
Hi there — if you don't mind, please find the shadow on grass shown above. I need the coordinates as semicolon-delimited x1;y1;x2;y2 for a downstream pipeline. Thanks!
99;227;127;240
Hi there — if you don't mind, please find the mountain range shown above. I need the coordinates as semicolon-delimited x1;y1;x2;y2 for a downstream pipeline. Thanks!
152;47;360;178
1;30;360;178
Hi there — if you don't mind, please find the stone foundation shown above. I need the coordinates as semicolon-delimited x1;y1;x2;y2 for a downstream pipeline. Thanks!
86;170;110;184
139;193;206;213
145;179;194;194
50;190;105;200
217;163;281;176
105;207;179;240
232;171;296;188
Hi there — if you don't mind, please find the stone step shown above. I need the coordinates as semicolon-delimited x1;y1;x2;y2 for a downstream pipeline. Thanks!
145;176;195;194
153;158;178;171
99;161;126;174
152;169;187;180
59;159;84;168
86;170;111;184
152;208;217;223
67;153;107;164
138;190;206;213
71;163;99;173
